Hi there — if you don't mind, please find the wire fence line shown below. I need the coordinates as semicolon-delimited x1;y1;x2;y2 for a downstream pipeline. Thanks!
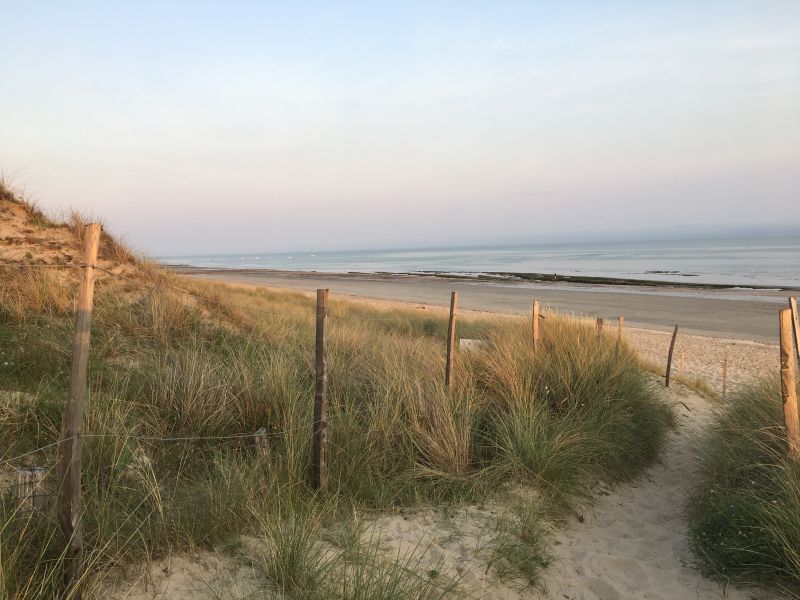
0;425;316;501
0;257;557;478
0;262;125;276
0;427;314;468
0;410;382;498
1;252;535;544
1;395;423;470
1;258;468;474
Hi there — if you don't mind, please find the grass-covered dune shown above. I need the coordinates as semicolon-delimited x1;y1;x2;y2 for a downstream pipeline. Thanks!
0;188;673;599
688;377;800;593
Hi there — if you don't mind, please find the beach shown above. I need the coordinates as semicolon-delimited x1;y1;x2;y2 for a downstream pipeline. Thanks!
174;267;789;343
5;3;799;596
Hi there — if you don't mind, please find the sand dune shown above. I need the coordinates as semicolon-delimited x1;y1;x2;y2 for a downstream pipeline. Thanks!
100;383;781;600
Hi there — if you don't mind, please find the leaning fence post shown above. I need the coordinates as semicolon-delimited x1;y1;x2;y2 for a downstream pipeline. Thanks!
665;324;679;388
616;315;624;347
56;222;100;598
779;308;800;458
311;289;329;491
531;299;540;352
445;291;458;387
790;297;800;366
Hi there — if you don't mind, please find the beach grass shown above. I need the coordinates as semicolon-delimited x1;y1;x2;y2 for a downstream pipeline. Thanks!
688;377;800;592
0;199;674;598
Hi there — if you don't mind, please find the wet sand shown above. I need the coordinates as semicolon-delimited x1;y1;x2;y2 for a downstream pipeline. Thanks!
174;267;792;343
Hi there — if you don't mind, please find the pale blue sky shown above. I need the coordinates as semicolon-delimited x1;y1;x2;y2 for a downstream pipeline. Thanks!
1;1;799;255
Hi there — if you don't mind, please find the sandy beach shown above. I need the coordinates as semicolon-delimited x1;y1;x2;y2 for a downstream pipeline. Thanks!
173;268;790;344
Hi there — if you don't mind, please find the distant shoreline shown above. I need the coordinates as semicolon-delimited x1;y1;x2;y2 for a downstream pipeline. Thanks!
168;266;795;342
166;265;800;292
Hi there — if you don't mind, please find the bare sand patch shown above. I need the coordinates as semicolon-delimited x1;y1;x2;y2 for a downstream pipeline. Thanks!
626;326;778;396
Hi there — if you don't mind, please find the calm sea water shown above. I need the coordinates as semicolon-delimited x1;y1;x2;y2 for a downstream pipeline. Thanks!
164;236;800;288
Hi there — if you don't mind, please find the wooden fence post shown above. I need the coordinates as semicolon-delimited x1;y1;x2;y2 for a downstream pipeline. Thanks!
531;299;540;352
790;297;800;366
596;318;603;339
445;291;458;387
16;467;47;515
665;324;679;388
722;351;729;402
779;309;800;458
56;223;100;598
311;289;329;491
616;315;624;346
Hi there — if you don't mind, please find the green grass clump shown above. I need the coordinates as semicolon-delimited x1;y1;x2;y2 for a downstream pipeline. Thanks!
688;377;800;591
0;264;672;598
488;500;551;585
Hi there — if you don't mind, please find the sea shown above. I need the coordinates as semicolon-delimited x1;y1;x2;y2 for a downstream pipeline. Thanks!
163;235;800;289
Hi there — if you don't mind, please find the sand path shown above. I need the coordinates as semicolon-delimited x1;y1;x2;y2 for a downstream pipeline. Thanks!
540;385;775;600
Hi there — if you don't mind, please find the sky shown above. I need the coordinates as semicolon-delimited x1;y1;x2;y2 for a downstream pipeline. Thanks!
1;1;799;256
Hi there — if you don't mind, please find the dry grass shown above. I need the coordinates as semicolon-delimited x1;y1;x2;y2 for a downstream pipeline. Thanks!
0;266;73;321
68;210;139;266
0;178;56;229
0;230;673;598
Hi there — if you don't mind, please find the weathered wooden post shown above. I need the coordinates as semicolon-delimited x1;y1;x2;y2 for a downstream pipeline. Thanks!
616;315;624;347
779;309;800;458
790;297;800;365
722;351;729;402
665;324;679;388
311;289;329;492
56;222;100;598
16;467;47;515
531;299;540;352
254;427;270;461
445;291;458;387
596;317;604;339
